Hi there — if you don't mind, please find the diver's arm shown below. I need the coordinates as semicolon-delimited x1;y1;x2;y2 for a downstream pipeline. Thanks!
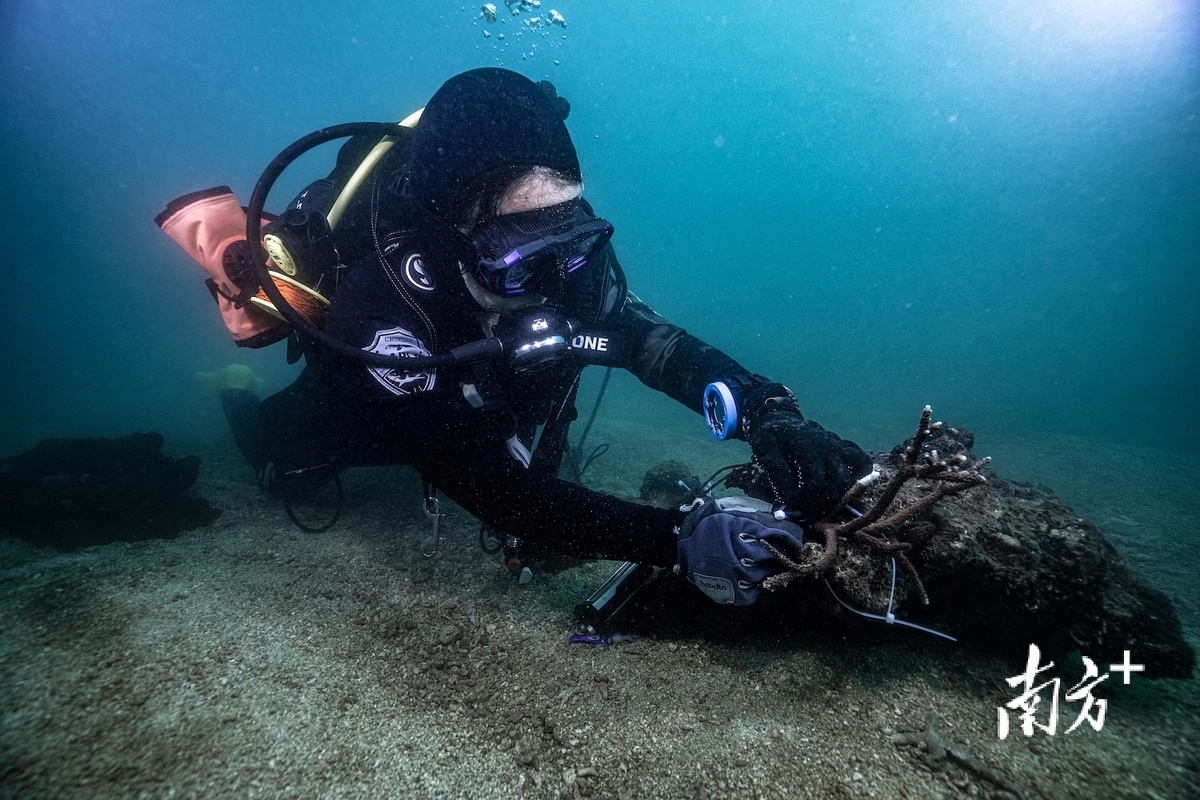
423;447;681;566
618;290;762;415
615;285;872;520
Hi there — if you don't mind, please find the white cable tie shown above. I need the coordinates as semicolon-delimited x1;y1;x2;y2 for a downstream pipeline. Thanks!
822;577;957;643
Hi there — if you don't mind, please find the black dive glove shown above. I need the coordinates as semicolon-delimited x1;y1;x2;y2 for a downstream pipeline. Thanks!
741;383;873;520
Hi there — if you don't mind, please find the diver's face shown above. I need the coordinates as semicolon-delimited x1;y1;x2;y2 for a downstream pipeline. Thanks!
459;169;590;310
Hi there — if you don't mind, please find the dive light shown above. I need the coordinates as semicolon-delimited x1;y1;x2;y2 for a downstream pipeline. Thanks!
704;381;739;441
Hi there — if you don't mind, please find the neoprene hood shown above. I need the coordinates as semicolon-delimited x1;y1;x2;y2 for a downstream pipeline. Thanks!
405;68;581;224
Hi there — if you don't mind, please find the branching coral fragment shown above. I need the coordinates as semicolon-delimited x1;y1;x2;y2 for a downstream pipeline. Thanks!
761;406;989;604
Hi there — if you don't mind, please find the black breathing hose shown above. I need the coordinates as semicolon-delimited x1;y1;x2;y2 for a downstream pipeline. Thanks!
244;122;499;370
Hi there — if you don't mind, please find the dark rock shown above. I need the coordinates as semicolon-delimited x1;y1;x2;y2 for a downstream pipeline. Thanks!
845;437;1194;679
639;460;702;508
0;433;220;550
629;427;1195;680
901;475;1195;679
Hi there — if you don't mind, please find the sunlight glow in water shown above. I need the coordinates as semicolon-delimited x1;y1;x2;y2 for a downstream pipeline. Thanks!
1023;0;1187;51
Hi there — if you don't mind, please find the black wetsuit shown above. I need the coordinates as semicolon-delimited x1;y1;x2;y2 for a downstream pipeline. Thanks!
224;154;757;568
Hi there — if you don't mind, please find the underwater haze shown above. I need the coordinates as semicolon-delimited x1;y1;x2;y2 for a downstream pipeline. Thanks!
1;1;1198;470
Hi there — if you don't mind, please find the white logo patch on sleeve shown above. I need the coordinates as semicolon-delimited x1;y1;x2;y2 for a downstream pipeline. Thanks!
364;327;437;396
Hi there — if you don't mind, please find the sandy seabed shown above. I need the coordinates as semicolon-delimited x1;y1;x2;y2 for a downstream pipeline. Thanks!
2;416;1198;800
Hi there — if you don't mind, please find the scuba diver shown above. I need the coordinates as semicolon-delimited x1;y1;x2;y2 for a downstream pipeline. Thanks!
157;68;872;608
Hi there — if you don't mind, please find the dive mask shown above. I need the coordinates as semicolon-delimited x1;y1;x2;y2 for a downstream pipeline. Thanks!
471;200;613;297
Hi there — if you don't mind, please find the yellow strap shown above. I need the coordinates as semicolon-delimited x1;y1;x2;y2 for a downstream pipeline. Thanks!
327;107;424;231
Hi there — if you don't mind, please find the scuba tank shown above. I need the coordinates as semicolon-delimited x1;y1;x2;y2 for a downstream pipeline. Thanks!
156;112;423;356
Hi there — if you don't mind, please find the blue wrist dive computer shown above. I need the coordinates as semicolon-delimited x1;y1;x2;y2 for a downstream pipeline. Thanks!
703;382;739;441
